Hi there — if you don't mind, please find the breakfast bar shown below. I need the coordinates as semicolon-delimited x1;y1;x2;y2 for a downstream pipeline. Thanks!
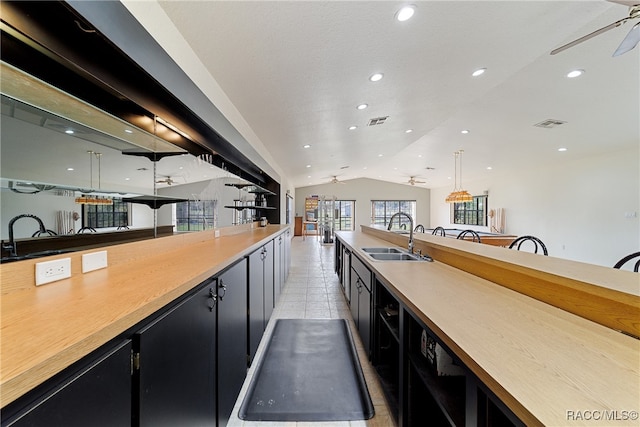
335;227;639;426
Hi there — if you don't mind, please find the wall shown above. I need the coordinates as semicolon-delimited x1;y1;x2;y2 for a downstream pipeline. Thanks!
430;147;639;268
294;178;430;230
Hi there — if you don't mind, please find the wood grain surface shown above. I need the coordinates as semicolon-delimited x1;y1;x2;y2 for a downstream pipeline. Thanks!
338;230;640;427
0;224;289;406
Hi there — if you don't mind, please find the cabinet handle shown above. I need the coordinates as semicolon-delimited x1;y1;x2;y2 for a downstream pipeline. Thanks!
218;280;227;301
208;288;217;311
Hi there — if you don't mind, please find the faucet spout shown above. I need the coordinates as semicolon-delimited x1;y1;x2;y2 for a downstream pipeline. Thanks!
387;212;414;253
2;214;55;258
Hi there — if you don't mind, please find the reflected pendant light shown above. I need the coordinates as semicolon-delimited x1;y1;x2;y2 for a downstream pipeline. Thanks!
445;150;473;203
75;150;113;205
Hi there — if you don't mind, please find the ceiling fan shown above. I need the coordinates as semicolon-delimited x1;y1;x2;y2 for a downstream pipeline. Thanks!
329;175;346;185
550;1;640;56
407;176;426;186
156;175;177;185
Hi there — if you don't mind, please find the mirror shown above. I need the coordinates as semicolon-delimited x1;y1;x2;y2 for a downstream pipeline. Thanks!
0;61;268;259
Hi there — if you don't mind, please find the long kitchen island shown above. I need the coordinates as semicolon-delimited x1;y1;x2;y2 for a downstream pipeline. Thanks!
1;224;291;426
335;227;639;427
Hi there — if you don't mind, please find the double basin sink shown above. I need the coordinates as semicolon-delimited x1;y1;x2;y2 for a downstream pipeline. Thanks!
361;247;432;262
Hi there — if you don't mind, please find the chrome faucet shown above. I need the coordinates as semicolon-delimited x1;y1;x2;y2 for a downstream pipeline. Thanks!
2;214;56;258
387;212;414;253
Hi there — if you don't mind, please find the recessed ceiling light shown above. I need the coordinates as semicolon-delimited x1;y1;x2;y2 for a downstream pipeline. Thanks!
357;103;368;110
369;73;384;82
65;129;74;134
124;129;133;134
307;175;311;178
567;69;584;78
378;154;383;157
418;154;422;158
405;129;413;133
363;166;368;170
472;68;486;77
461;129;470;134
125;177;131;181
558;147;568;152
303;144;311;148
349;126;357;130
486;166;493;170
306;164;311;168
66;167;74;171
396;5;416;22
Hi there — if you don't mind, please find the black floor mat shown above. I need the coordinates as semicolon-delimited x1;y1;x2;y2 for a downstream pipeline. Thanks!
238;319;375;421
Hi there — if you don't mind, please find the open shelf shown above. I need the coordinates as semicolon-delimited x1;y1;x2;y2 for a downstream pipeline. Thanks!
122;195;187;209
407;349;466;426
224;182;275;196
223;205;276;211
377;308;400;344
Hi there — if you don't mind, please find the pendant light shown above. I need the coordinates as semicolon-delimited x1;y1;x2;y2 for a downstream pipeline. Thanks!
445;150;473;203
75;150;113;205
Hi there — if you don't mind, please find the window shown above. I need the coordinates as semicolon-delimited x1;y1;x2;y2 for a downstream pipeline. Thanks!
371;200;416;229
85;199;129;228
451;195;487;226
176;200;216;231
335;200;355;231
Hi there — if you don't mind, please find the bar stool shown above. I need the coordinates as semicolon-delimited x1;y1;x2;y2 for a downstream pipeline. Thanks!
456;229;482;243
431;226;446;236
613;251;640;272
508;235;548;255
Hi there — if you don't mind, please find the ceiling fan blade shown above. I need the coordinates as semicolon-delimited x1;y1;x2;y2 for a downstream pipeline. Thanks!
550;17;628;55
613;21;640;56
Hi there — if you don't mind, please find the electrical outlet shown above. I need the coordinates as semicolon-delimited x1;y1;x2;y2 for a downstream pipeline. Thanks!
35;258;71;286
82;250;108;273
214;229;221;238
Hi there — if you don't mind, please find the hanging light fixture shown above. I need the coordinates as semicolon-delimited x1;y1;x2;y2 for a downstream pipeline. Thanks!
75;150;113;205
445;150;473;203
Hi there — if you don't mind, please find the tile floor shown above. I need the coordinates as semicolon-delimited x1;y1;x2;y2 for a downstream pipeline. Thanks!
227;236;395;427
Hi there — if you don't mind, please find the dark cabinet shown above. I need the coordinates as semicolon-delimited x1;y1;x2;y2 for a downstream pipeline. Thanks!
248;241;274;362
134;282;217;427
134;258;248;427
350;254;372;356
216;259;248;427
283;228;291;281
2;340;132;427
274;235;283;306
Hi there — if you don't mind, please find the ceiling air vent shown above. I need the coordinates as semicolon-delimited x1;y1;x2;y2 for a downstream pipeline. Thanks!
368;116;389;126
534;119;567;129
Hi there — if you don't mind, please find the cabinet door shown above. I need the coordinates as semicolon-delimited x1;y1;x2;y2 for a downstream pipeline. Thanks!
4;340;132;427
358;285;372;357
263;240;274;326
248;249;265;362
217;259;248;427
350;268;359;325
274;236;282;306
135;282;216;427
284;229;291;280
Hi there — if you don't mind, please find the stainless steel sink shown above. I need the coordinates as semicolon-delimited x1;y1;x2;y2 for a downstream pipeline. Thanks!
361;247;405;254
366;252;423;261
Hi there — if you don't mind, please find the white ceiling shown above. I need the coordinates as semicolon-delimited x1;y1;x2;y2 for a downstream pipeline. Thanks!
146;1;638;190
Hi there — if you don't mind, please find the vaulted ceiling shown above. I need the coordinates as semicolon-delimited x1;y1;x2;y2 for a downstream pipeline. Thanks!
132;1;638;189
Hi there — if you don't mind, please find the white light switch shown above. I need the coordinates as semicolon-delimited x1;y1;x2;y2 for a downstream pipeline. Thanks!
82;250;108;273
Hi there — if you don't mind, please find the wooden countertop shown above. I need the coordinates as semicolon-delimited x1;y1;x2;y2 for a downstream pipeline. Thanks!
0;225;289;406
337;230;640;427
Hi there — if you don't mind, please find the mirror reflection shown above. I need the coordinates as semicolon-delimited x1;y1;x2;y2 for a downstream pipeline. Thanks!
0;63;268;261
